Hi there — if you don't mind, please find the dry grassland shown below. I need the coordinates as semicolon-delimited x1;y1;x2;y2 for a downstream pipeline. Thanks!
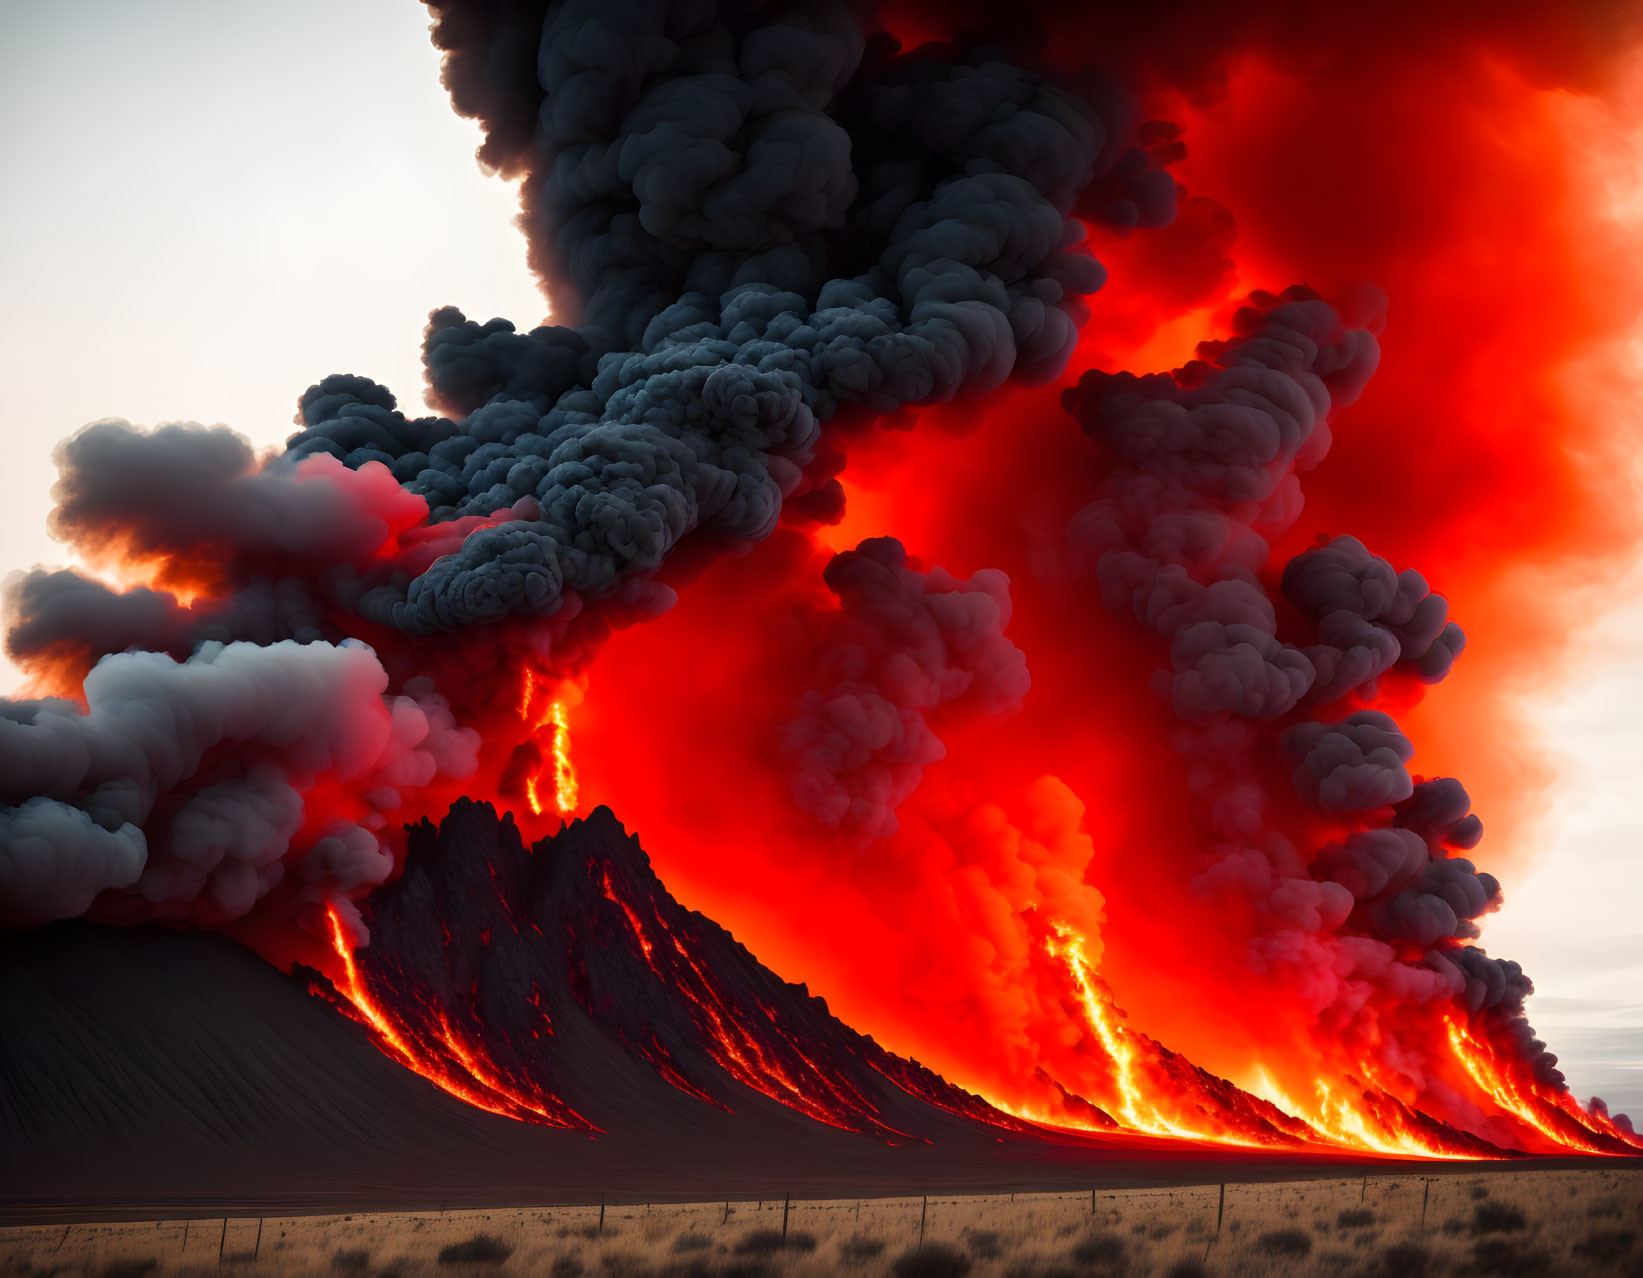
4;1167;1640;1277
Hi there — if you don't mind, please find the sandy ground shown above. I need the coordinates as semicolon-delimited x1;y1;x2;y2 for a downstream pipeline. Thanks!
3;1167;1640;1277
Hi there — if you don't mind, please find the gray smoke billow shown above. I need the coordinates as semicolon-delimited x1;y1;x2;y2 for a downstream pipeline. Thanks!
281;0;1155;637
779;536;1028;839
0;640;477;929
1062;288;1551;1080
2;0;1159;929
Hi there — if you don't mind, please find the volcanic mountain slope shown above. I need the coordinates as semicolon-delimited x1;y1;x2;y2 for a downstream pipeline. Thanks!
314;799;1038;1142
324;802;1512;1157
1;802;1513;1219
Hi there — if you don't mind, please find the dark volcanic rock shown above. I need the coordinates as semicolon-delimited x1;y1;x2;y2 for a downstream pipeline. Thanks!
330;800;1028;1140
3;802;1476;1219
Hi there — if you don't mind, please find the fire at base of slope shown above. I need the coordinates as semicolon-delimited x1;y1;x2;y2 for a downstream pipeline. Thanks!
309;715;1641;1160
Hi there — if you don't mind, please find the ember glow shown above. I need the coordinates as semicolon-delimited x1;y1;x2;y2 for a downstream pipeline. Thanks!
519;670;578;817
323;902;592;1130
3;0;1641;1166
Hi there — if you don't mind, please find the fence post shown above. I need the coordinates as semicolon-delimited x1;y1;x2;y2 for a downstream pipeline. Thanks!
598;1193;606;1236
1361;1176;1367;1203
218;1217;227;1265
1420;1178;1430;1231
724;1201;730;1225
782;1194;791;1243
183;1220;190;1251
919;1195;928;1247
1216;1183;1226;1237
253;1218;263;1260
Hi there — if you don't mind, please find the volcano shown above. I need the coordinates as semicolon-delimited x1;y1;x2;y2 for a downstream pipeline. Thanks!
6;802;1530;1222
310;799;1040;1140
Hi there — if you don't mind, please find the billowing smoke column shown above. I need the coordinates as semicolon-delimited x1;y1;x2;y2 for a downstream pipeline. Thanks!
3;0;1640;1159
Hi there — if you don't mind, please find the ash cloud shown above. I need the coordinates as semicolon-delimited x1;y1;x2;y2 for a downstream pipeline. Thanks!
0;641;477;929
780;537;1028;839
285;0;1128;637
1061;285;1545;1082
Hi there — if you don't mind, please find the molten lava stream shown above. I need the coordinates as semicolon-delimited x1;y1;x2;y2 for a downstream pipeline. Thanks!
1247;1067;1478;1161
323;904;590;1130
600;874;911;1138
520;669;578;816
1045;923;1231;1143
1446;1015;1641;1154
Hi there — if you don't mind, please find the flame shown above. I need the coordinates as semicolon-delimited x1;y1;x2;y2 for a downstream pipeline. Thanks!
1446;1014;1641;1154
1046;921;1274;1146
1247;1066;1476;1161
323;903;591;1129
519;670;578;816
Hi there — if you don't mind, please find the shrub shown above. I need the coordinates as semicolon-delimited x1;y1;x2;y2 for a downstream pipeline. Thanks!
332;1250;371;1273
98;1262;158;1278
1337;1209;1375;1228
734;1229;814;1254
1163;1261;1208;1278
1471;1237;1550;1277
841;1237;886;1261
674;1234;712;1253
1471;1185;1490;1201
550;1260;584;1278
438;1233;514;1265
1371;1242;1434;1278
891;1243;974;1278
1069;1232;1126;1269
1573;1230;1636;1264
1471;1202;1527;1235
1257;1229;1313;1257
964;1230;1004;1259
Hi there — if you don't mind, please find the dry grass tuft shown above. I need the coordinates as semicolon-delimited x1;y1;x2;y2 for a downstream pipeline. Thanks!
1572;1229;1636;1264
1068;1231;1126;1270
333;1247;372;1271
733;1228;815;1255
1371;1241;1436;1278
1471;1236;1551;1276
1258;1227;1314;1257
1472;1202;1528;1235
436;1233;512;1265
1337;1208;1376;1228
98;1261;158;1278
891;1242;973;1278
841;1236;886;1261
962;1230;1002;1259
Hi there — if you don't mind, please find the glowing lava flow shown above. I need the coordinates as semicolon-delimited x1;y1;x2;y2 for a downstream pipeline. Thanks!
1046;922;1255;1144
323;904;590;1129
1048;923;1487;1157
599;872;913;1139
519;670;578;816
1446;1015;1642;1154
1248;1067;1477;1161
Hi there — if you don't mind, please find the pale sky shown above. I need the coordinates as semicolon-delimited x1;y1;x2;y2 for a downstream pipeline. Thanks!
1;1;1637;1117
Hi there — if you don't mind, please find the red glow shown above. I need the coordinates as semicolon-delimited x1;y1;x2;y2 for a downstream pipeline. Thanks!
26;8;1642;1163
323;904;592;1130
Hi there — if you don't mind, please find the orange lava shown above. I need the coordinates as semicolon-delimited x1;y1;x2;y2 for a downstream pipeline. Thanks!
1446;1015;1643;1155
519;669;578;816
323;903;591;1129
